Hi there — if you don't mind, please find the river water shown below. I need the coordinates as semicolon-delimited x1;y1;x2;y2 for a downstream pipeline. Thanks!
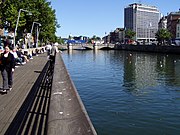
61;50;180;135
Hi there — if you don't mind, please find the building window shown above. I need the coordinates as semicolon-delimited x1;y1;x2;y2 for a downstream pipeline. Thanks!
177;33;180;38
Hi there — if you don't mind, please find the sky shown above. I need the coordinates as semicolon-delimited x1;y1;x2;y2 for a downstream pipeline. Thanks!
50;0;180;38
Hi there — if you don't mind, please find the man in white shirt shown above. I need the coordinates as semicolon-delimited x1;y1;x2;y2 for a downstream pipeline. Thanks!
46;43;52;56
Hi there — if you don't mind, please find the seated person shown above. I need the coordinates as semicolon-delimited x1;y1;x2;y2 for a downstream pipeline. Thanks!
12;48;24;65
17;48;29;63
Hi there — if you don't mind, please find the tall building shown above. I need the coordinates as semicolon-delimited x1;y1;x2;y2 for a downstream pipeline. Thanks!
167;10;180;39
158;16;167;30
124;3;160;42
109;28;125;44
176;18;180;39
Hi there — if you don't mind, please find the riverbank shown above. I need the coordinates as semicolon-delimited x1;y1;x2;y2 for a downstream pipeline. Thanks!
114;44;180;54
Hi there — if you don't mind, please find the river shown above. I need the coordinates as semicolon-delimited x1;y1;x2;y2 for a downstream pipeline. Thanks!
61;50;180;135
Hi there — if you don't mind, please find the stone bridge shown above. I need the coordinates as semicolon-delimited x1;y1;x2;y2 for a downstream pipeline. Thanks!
58;44;115;50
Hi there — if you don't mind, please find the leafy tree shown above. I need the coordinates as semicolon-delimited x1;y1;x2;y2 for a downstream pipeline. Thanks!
155;29;172;45
91;35;101;40
87;39;92;43
56;36;64;44
125;29;136;40
0;0;60;44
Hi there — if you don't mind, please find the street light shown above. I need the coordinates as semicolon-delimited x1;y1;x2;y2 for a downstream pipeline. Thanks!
30;22;41;48
14;9;32;48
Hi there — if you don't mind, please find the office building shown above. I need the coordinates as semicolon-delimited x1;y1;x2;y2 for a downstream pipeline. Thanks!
124;3;160;42
158;16;167;29
177;18;180;39
110;28;125;44
167;10;180;39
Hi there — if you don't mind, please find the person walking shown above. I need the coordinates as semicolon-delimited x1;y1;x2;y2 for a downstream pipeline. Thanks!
49;42;59;68
46;43;52;56
0;46;15;93
50;42;59;60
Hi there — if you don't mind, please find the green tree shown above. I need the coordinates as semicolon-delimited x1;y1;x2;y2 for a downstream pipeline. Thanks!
0;0;60;44
56;36;64;44
125;29;136;40
91;35;101;40
155;29;172;45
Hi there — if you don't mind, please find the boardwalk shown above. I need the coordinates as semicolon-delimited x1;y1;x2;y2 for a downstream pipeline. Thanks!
0;53;50;135
0;51;97;135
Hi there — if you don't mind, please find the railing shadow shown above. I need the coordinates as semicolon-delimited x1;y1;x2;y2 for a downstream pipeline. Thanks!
5;61;54;135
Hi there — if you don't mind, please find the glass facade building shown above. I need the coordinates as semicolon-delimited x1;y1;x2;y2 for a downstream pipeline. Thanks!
124;3;160;42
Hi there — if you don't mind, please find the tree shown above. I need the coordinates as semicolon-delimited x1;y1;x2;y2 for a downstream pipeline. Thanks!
125;29;136;40
155;29;172;45
91;35;101;41
56;36;64;44
0;0;60;44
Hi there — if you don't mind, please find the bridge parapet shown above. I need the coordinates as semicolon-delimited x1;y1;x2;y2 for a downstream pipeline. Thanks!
59;44;115;50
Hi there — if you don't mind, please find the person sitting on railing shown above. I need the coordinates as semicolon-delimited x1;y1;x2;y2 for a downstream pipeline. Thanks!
11;48;24;66
17;48;29;63
41;47;45;53
22;50;33;60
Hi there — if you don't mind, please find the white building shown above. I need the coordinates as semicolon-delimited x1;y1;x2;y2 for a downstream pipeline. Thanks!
124;3;160;42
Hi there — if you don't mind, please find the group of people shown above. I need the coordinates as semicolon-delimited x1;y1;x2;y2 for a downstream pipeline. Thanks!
0;42;60;94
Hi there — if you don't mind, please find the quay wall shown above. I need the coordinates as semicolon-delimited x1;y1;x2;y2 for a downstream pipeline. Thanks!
47;53;97;135
114;44;180;54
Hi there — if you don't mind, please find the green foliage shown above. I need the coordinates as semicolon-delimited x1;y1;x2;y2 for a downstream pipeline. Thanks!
125;29;136;40
155;29;172;45
56;37;64;44
0;0;60;43
91;35;101;41
87;39;92;43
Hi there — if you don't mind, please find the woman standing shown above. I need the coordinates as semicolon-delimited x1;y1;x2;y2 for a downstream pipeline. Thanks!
0;46;15;93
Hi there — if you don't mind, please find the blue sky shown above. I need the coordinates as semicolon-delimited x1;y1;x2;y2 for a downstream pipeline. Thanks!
50;0;180;38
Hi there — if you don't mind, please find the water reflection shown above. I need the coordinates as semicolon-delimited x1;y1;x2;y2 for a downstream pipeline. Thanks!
64;49;180;91
62;50;180;135
116;52;180;93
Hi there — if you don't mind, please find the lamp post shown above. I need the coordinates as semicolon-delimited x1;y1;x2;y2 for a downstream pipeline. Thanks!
30;22;41;48
14;9;32;48
36;27;41;48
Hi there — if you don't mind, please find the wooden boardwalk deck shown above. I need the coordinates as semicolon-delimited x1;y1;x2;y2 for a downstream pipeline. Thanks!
0;53;51;135
0;52;97;135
